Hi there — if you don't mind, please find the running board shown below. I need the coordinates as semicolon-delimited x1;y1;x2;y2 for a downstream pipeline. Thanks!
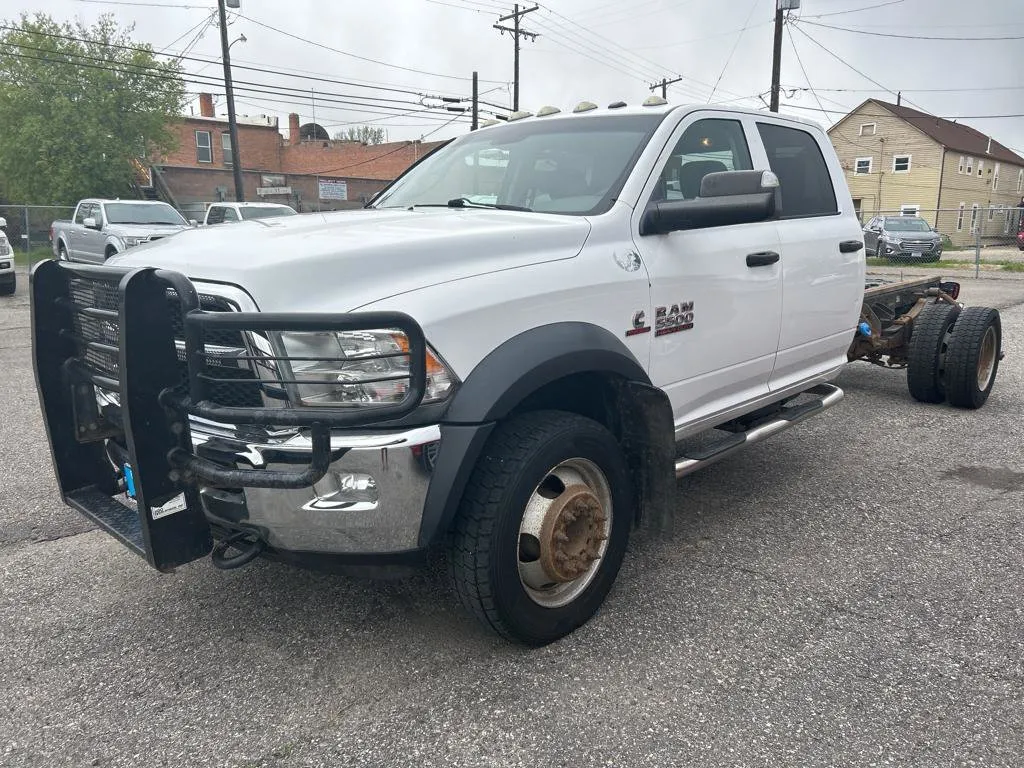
674;383;845;479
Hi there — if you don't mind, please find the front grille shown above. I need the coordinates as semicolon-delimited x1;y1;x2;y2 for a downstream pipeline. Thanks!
68;276;262;408
899;240;936;252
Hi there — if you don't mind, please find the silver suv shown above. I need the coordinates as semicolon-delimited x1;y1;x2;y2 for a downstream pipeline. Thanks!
863;215;943;262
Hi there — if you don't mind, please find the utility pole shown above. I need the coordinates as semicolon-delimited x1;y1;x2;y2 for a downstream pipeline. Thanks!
770;0;799;112
218;0;244;201
650;77;682;100
472;71;479;131
493;4;539;112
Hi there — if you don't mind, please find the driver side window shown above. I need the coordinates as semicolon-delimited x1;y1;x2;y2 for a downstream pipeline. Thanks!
652;118;752;203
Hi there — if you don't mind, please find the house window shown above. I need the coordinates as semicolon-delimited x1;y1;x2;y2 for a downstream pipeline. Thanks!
859;123;876;136
892;154;911;173
958;155;965;174
956;202;965;232
993;162;1000;190
977;159;984;177
900;204;920;216
970;203;979;234
1018;168;1023;193
221;133;234;167
195;130;212;164
854;157;872;175
966;157;973;175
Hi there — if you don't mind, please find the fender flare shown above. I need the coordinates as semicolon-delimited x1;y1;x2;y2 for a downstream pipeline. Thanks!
418;322;673;547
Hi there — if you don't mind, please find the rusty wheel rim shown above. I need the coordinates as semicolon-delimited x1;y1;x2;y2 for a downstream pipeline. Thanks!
517;458;613;608
977;325;997;391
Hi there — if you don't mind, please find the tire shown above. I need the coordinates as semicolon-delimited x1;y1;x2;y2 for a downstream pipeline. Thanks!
944;306;1001;409
907;302;961;403
447;410;632;646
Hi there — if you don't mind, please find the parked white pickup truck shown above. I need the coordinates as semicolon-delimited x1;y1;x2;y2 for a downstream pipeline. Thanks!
31;99;1003;644
50;199;191;262
203;201;297;225
0;217;13;296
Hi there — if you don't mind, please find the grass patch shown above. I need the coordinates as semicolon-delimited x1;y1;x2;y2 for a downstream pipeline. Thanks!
12;246;53;266
867;255;1024;272
1001;261;1024;272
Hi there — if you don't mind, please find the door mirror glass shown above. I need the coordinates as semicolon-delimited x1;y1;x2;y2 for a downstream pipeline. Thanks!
0;217;6;229
640;170;779;235
82;217;100;230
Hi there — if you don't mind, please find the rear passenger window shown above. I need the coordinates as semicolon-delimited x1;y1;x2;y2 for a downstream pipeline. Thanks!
206;206;225;225
653;118;752;202
756;123;838;218
223;208;239;222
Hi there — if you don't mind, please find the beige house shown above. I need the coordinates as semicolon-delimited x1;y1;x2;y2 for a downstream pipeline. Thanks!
828;99;1024;246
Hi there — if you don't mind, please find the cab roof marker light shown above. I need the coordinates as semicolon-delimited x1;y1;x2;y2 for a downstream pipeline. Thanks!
608;101;627;109
507;110;533;121
643;95;668;107
536;105;561;117
479;119;500;127
573;101;598;113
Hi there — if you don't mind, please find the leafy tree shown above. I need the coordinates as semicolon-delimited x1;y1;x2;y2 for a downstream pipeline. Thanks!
0;13;186;205
333;125;388;145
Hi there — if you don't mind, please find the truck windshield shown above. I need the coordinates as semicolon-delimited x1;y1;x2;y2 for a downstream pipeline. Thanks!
240;206;297;220
105;203;186;226
884;217;931;232
372;114;665;216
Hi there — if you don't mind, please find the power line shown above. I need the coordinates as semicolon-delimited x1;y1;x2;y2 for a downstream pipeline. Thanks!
77;0;209;7
798;0;905;19
492;4;539;112
798;19;1024;41
707;0;761;105
779;102;1024;120
785;24;828;121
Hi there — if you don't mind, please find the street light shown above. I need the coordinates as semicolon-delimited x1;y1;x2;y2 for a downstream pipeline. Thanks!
218;0;245;202
229;33;246;49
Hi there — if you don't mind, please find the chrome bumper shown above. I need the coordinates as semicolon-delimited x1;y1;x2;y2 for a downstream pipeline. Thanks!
191;419;440;555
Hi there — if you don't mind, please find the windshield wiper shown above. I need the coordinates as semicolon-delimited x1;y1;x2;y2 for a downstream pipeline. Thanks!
408;198;532;212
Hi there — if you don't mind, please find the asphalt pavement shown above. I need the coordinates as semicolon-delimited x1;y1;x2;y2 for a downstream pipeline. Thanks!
2;266;1023;768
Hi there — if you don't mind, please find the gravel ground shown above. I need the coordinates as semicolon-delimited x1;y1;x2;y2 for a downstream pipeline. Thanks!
1;266;1023;768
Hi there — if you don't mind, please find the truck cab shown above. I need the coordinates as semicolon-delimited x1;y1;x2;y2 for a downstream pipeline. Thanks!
32;100;869;645
203;202;298;226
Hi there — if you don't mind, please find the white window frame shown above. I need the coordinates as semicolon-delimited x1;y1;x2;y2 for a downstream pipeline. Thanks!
899;204;920;216
966;157;973;175
993;162;1000;191
987;205;995;222
958;155;965;174
977;159;984;177
956;202;965;232
1018;168;1023;193
221;133;234;167
1004;206;1012;235
970;203;980;234
892;154;911;173
854;156;872;175
859;123;876;136
195;130;212;164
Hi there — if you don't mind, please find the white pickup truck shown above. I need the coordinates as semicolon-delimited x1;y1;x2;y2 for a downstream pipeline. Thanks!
50;199;191;262
0;217;13;296
30;100;1003;644
202;201;297;226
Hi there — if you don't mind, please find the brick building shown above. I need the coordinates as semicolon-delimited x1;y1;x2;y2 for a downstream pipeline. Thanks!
142;93;445;220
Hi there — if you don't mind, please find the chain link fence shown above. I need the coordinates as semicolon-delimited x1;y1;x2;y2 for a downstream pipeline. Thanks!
0;205;76;268
856;206;1024;271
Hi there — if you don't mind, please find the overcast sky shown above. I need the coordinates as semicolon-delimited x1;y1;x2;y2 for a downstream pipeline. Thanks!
12;0;1024;153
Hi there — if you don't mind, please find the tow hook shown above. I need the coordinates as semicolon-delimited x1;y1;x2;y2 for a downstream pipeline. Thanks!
211;530;266;570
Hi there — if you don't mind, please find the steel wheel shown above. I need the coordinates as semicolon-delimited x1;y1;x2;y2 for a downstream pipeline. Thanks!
976;325;997;391
517;458;613;609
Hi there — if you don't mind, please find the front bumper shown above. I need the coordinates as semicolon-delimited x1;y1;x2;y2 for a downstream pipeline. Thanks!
880;240;942;259
31;260;433;572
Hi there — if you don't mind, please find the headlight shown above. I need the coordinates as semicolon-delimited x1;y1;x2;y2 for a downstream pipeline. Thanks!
279;330;457;407
123;236;144;248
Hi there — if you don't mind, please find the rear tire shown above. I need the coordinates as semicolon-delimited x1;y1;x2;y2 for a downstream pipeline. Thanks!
944;306;1001;409
447;411;632;646
907;302;960;403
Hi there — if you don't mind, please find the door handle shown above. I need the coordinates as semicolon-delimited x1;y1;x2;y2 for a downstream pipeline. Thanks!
746;251;780;267
840;240;864;253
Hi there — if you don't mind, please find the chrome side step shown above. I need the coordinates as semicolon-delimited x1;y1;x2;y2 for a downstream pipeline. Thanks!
674;383;845;479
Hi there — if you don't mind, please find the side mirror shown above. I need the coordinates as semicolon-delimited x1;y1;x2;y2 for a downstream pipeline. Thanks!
189;219;198;227
0;216;6;229
639;170;780;236
83;217;101;230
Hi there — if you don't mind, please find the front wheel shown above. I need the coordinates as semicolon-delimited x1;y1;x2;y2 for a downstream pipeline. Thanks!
447;411;633;645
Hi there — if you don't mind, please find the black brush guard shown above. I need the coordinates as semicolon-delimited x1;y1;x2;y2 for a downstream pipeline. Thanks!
31;260;427;571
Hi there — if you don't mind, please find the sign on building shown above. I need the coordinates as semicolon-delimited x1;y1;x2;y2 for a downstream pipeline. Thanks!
261;174;286;187
319;178;348;201
257;186;291;196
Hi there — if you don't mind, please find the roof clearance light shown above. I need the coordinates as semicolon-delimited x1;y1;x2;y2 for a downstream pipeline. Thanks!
608;101;627;109
573;101;598;113
536;105;562;117
508;110;533;121
479;119;500;128
643;95;668;107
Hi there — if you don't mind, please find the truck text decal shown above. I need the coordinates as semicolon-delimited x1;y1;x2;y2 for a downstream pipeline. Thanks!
655;302;694;336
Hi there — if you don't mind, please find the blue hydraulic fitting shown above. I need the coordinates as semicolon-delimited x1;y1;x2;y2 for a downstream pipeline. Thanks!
857;321;872;337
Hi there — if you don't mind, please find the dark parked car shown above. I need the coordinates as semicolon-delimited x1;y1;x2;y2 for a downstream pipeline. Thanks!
864;215;943;262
